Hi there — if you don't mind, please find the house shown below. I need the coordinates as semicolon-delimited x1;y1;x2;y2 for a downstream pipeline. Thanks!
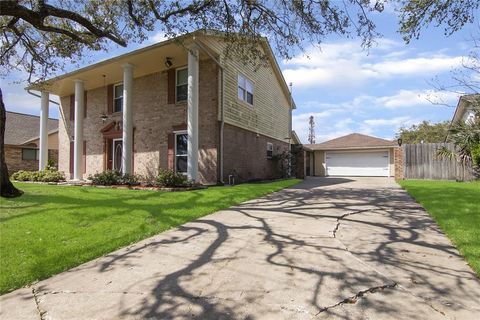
4;111;59;173
27;30;295;184
304;133;398;177
451;94;478;124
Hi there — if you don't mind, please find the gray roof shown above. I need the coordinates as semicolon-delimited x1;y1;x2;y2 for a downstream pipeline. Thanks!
304;133;396;151
5;111;58;146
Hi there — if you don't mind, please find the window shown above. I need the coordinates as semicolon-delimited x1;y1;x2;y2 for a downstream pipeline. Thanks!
267;142;273;159
22;148;38;160
176;68;188;102
238;74;254;105
113;83;123;112
175;133;188;173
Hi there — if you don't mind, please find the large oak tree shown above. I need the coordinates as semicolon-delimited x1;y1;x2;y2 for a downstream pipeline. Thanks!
1;0;479;196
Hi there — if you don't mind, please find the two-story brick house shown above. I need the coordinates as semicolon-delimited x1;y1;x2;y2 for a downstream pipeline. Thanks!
28;30;294;184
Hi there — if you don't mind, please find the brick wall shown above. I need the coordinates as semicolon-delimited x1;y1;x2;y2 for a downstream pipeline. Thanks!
5;146;59;174
394;147;404;180
223;123;289;183
58;58;219;184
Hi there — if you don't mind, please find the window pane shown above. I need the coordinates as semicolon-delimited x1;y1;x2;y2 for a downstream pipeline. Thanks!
238;87;245;100
246;79;254;94
176;84;187;102
114;98;123;112
176;156;187;173
246;92;253;105
22;148;37;160
238;74;245;89
177;69;188;85
114;84;123;98
176;134;188;155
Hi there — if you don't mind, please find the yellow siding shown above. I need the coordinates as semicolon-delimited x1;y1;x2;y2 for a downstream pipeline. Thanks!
201;37;291;142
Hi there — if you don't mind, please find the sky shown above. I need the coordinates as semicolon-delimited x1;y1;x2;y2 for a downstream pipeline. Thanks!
2;3;478;144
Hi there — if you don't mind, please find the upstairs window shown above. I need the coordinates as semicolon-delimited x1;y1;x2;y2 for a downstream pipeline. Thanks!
267;142;273;159
114;83;123;112
238;74;254;105
176;68;188;102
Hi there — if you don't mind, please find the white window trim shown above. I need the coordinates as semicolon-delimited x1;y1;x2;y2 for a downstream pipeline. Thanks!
113;83;124;113
175;67;188;103
267;142;273;159
174;130;188;174
237;73;254;106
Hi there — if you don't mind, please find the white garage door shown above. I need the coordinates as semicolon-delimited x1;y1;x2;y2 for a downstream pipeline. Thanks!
326;151;389;177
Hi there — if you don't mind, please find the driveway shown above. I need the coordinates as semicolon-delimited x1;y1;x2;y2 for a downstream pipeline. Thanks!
1;177;479;319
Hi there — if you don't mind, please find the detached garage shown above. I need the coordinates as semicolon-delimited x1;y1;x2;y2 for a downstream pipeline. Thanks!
304;133;397;177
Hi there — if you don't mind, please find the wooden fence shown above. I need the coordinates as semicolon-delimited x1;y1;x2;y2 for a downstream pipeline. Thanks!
403;143;476;180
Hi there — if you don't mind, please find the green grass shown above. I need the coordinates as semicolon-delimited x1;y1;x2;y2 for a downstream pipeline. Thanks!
0;179;300;294
399;180;480;275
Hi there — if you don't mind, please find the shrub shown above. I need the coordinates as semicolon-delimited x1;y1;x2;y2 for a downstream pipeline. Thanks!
471;144;480;167
156;169;189;187
11;170;65;182
11;170;32;181
88;170;141;186
88;170;122;185
41;170;66;182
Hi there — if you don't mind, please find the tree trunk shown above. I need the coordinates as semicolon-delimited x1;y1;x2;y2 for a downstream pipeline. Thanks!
0;88;23;198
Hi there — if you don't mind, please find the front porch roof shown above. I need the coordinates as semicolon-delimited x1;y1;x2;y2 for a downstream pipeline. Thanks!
26;32;206;97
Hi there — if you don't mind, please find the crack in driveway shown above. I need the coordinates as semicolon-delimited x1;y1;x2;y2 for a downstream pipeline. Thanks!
315;282;398;315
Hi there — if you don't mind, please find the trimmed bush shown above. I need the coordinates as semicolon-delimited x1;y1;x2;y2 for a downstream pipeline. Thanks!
11;170;65;183
88;170;141;186
156;169;189;187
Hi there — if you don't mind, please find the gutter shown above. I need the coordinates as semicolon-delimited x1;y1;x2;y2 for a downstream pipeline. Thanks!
192;38;225;184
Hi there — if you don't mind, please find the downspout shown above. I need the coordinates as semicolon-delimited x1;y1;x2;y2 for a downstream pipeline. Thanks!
192;38;225;184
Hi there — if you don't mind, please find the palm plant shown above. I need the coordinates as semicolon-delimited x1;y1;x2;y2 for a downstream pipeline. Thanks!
437;100;480;179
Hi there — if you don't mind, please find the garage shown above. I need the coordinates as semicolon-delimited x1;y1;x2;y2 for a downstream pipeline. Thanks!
325;151;389;177
304;133;397;177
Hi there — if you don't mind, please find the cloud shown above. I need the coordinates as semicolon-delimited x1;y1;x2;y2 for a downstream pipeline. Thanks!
371;89;460;109
3;86;60;118
363;116;412;126
149;31;168;43
282;40;465;88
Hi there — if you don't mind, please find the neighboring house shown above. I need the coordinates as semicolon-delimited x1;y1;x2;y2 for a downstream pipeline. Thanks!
27;30;294;184
451;94;478;124
304;133;398;177
4;111;59;173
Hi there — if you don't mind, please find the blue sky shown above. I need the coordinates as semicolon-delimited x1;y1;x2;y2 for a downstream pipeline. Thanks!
2;4;477;144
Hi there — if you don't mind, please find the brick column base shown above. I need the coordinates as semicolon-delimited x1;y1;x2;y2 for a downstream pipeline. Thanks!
394;147;404;180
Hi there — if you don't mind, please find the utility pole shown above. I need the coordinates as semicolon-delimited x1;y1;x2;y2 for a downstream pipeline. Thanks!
308;115;315;144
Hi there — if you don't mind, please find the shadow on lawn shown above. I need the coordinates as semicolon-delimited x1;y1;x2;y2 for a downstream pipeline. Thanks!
39;178;478;319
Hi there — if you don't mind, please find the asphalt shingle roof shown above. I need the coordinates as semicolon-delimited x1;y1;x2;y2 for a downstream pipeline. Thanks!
5;111;58;146
304;133;396;150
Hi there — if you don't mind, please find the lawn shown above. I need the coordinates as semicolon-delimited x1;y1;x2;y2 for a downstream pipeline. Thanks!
399;180;480;276
0;179;300;294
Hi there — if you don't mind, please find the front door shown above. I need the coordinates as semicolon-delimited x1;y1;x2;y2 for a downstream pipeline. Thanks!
112;139;123;172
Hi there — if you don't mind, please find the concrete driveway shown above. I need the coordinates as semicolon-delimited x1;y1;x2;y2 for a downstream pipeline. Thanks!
1;177;479;319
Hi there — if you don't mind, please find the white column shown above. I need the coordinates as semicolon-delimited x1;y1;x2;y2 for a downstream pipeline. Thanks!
39;91;49;170
73;80;84;180
187;48;199;182
122;63;134;175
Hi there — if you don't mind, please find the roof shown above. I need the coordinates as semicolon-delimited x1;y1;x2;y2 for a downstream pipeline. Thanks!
27;29;295;108
451;94;479;123
291;130;302;144
5;111;58;146
304;133;396;151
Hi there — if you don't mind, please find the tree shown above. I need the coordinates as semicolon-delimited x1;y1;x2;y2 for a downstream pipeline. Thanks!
396;121;450;144
1;0;478;196
0;88;23;198
437;102;480;179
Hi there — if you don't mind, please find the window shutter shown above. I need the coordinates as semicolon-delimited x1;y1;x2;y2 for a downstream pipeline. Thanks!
83;141;87;173
167;133;174;170
107;84;113;114
84;91;88;118
69;141;74;173
69;95;75;121
167;69;176;104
